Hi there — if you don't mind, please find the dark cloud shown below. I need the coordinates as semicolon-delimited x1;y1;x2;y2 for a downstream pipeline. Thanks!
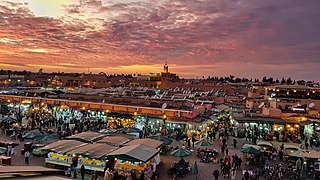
0;0;320;79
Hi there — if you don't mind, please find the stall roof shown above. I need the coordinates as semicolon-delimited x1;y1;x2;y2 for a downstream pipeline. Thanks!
300;150;320;159
107;144;159;163
66;132;107;143
68;143;118;159
97;136;131;145
257;141;274;148
125;139;163;149
234;117;287;124
40;140;86;154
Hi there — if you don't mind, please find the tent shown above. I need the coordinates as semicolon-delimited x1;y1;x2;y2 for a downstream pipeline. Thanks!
148;135;173;145
0;116;17;123
171;148;192;157
194;140;213;146
34;134;58;142
23;131;43;139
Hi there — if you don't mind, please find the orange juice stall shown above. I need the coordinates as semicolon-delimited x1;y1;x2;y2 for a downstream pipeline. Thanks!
107;144;160;179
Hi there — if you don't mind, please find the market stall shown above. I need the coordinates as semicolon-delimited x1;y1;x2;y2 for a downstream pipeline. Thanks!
41;140;86;167
256;141;274;157
107;144;160;179
68;143;119;172
240;147;262;165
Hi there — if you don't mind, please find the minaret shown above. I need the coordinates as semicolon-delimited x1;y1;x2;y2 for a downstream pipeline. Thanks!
163;62;169;73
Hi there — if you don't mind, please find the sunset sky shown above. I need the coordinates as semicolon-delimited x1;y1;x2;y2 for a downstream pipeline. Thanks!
0;0;320;80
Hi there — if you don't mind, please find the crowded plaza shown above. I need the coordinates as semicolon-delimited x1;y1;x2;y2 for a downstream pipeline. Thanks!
0;92;319;180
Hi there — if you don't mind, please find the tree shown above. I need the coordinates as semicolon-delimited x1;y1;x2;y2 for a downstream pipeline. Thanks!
286;77;292;84
262;76;267;82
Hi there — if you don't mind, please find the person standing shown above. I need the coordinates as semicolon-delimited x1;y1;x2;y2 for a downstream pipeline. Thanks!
24;150;30;164
233;139;237;148
91;171;97;180
213;169;219;180
7;145;12;156
104;168;110;180
80;165;85;179
244;171;250;180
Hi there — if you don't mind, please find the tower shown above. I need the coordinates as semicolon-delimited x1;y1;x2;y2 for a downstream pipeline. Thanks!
163;62;169;73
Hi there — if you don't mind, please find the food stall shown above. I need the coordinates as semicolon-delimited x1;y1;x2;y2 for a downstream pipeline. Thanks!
284;145;300;159
107;144;160;179
41;140;86;167
257;141;274;157
289;150;320;175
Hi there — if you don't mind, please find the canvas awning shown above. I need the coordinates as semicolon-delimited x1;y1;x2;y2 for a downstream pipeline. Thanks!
97;136;131;145
40;140;86;154
67;143;118;159
107;144;159;163
66;132;107;143
125;139;163;149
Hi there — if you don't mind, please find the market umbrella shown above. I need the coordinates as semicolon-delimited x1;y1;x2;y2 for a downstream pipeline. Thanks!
34;134;58;142
148;135;173;145
240;147;262;155
0;147;7;154
171;148;192;157
0;116;17;123
193;161;199;180
22;131;43;139
194;140;213;146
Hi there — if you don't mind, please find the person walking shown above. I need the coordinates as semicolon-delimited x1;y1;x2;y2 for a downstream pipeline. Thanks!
80;165;85;179
231;168;236;180
104;168;110;180
24;150;30;164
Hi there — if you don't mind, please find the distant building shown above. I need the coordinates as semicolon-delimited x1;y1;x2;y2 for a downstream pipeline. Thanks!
130;63;179;89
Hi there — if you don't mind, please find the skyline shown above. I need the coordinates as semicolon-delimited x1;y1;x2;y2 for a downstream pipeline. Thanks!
0;0;320;81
